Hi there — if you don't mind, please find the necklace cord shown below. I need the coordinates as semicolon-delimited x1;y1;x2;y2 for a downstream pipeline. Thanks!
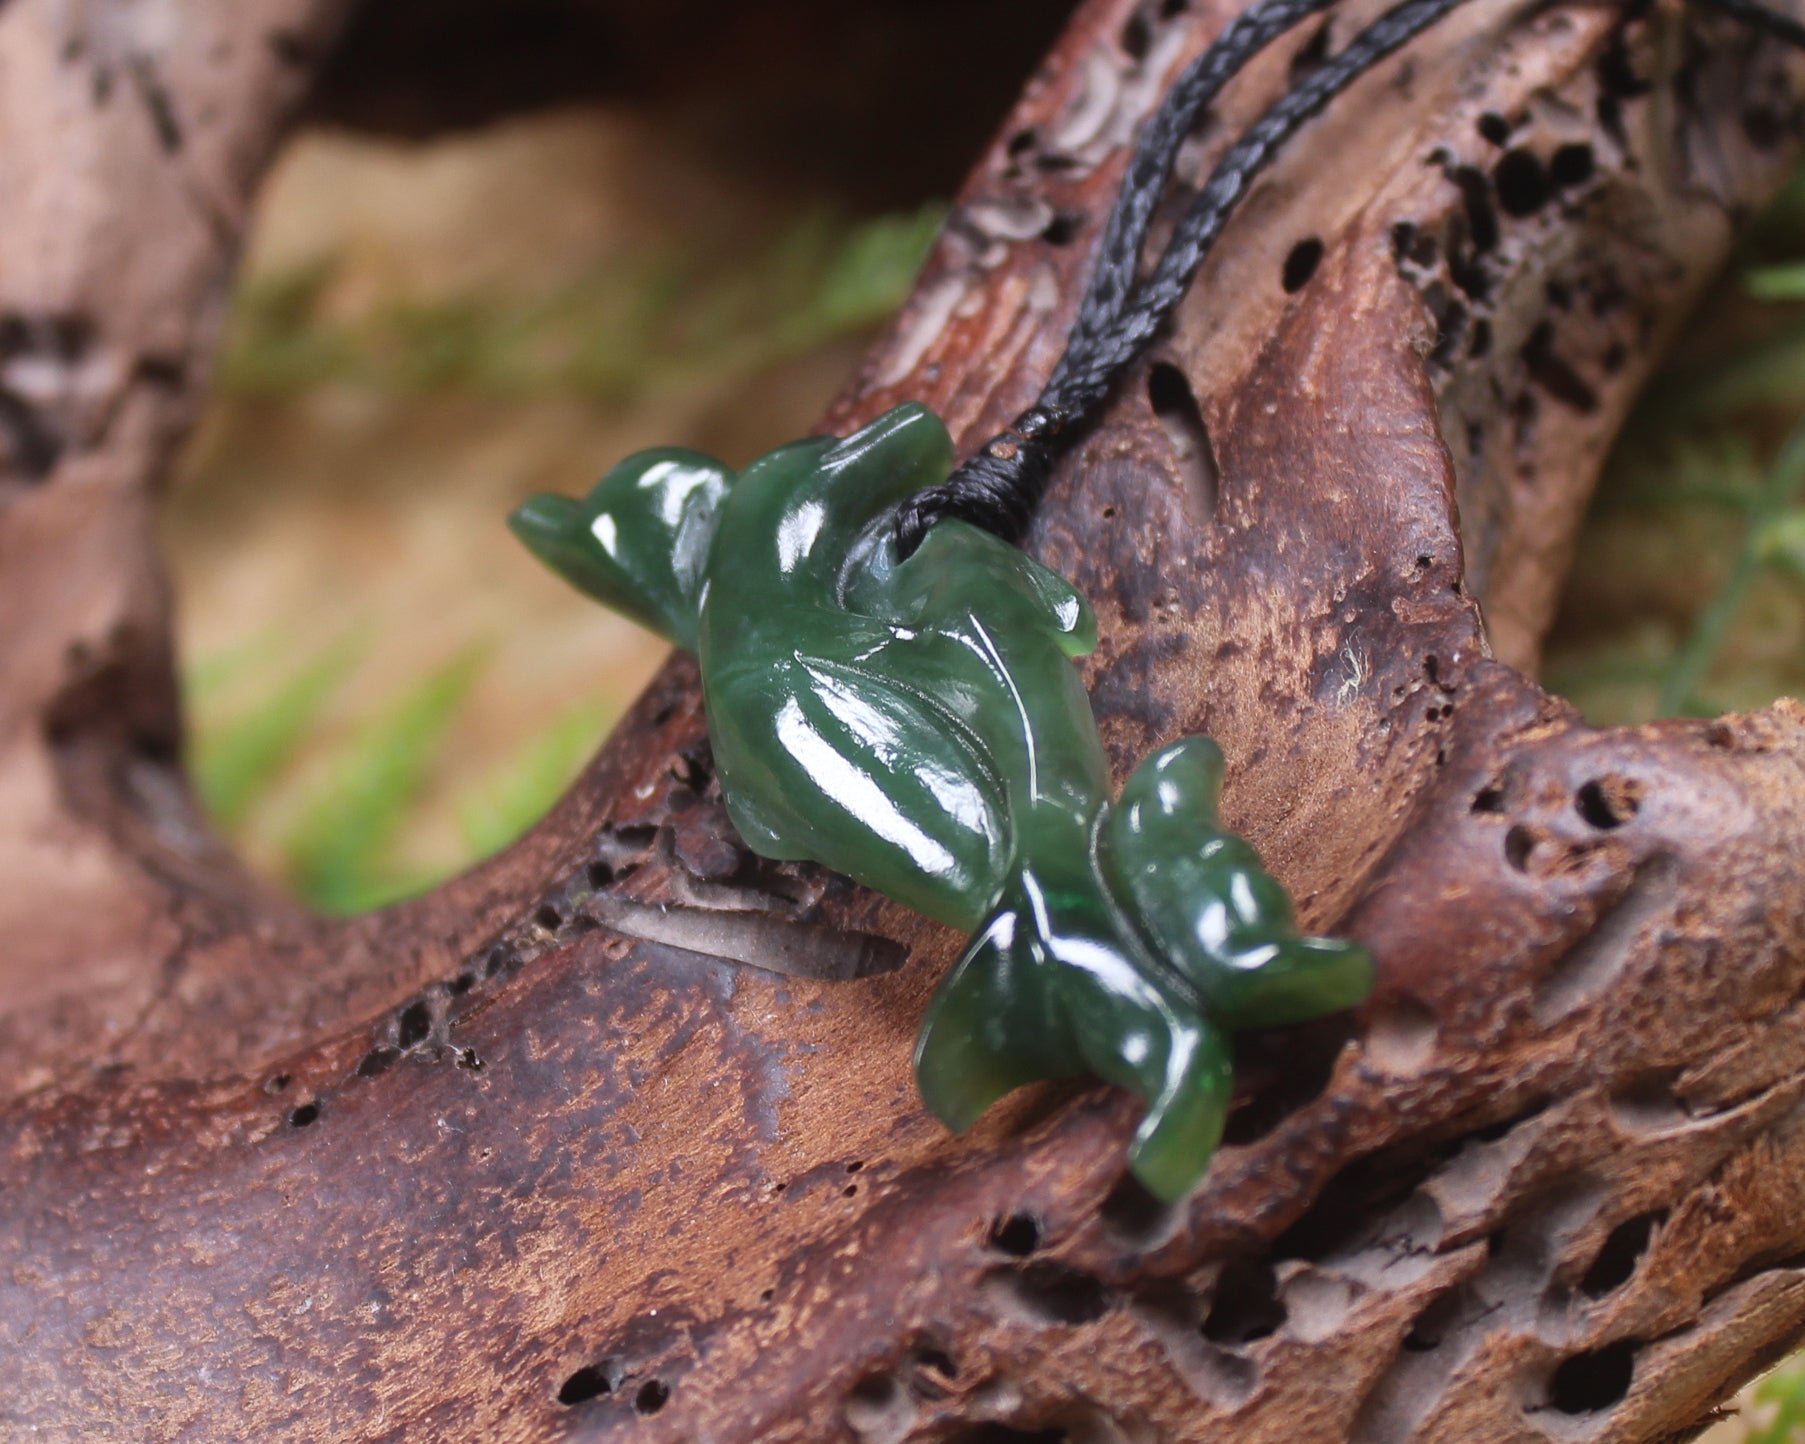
893;0;1805;556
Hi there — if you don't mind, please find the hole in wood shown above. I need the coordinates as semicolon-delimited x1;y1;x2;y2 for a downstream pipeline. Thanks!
1522;321;1599;413
1283;237;1324;292
610;824;659;852
1550;142;1595;190
1449;165;1499;254
1221;1027;1344;1146
1493;149;1549;216
1608;1072;1689;1135
988;1261;1110;1325
557;1359;621;1405
1401;1285;1464;1351
1580;1212;1664;1297
1504;824;1538;872
1099;1171;1178;1247
1575;776;1642;829
845;1370;913;1437
1547;1340;1636;1413
988;1212;1042;1257
1472;781;1508;813
1533;855;1677;1025
1120;10;1151;60
1272;1144;1441;1264
1366;995;1438;1075
396;1000;431;1049
1146;360;1218;519
1200;1258;1286;1345
1290;20;1331;80
913;1344;958;1380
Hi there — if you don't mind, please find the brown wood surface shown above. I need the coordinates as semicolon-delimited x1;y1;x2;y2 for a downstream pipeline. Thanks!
2;1;1805;1440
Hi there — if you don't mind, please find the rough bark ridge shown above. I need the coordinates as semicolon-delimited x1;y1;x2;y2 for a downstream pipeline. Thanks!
1;1;1803;1440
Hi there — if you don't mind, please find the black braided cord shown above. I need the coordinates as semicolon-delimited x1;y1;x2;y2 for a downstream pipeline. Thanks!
893;0;1805;554
1062;0;1346;398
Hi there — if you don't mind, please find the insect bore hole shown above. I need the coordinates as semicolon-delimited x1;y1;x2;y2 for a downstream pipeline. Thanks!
1493;149;1549;216
1580;1212;1664;1297
1146;360;1218;518
557;1359;622;1406
1548;1341;1637;1414
1575;776;1642;830
1282;237;1324;292
988;1212;1042;1256
396;1000;432;1049
1550;142;1594;190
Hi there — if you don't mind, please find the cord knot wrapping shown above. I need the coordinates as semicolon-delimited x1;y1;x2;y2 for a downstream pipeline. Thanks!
894;407;1067;556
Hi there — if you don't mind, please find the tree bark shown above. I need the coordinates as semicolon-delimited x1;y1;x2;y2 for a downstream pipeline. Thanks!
3;1;1804;1441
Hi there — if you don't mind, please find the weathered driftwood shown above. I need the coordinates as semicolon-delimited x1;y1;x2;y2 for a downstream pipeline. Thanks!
2;1;1804;1440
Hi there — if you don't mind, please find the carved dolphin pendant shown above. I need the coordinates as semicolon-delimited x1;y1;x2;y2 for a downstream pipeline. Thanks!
511;403;1371;1200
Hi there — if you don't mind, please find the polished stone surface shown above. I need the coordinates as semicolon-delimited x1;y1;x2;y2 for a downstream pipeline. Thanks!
513;403;1371;1198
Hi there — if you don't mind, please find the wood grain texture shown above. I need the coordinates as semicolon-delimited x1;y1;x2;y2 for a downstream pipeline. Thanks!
2;0;1804;1440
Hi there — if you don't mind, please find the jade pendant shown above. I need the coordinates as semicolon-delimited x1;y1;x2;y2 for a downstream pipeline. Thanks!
511;404;1372;1200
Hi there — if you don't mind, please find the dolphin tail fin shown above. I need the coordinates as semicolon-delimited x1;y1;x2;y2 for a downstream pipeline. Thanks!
914;875;1234;1202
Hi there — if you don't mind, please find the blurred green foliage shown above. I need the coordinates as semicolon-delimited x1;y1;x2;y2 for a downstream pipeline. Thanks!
192;637;493;915
1656;420;1805;716
279;648;486;915
1543;163;1805;727
1746;1355;1805;1444
454;699;612;860
218;203;945;401
192;634;364;829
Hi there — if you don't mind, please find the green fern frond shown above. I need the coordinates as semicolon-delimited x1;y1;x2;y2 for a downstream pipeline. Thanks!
192;635;365;829
1747;261;1805;302
279;647;486;915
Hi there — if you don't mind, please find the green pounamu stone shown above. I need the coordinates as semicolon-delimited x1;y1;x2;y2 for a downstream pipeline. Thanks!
511;403;1372;1200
